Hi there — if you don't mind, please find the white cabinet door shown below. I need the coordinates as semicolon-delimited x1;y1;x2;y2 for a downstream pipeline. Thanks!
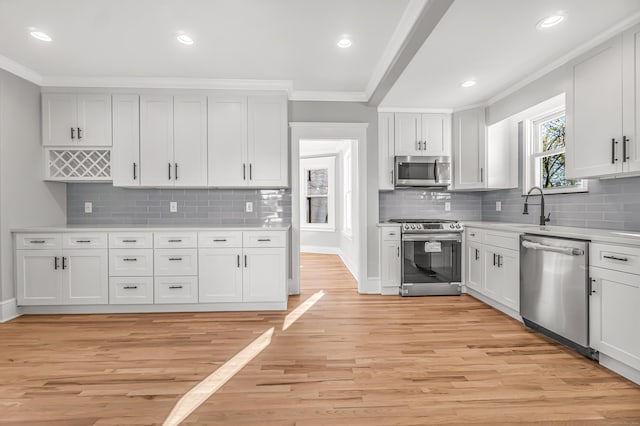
566;36;623;179
174;95;208;187
623;23;640;173
483;249;501;300
140;95;174;186
453;107;486;190
77;94;112;146
16;250;63;305
112;95;140;187
590;267;640;370
247;96;288;187
198;248;243;302
242;247;286;302
62;249;108;305
466;242;483;292
378;112;395;190
208;95;248;187
499;249;520;311
380;240;401;289
421;113;451;156
42;94;77;146
394;113;421;156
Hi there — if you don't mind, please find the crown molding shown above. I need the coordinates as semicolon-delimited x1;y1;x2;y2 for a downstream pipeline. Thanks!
40;76;294;93
289;122;369;129
377;106;453;114
290;90;368;102
364;0;428;100
486;11;640;106
0;55;43;85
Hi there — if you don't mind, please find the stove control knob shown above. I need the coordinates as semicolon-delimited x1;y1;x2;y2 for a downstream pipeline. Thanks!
456;224;461;229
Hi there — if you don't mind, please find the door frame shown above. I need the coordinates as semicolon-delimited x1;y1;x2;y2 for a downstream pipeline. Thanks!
289;122;368;295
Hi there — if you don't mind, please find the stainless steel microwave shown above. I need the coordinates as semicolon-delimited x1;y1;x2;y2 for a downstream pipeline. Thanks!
394;156;451;188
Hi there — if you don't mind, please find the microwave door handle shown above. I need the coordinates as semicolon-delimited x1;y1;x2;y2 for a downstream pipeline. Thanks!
434;159;438;183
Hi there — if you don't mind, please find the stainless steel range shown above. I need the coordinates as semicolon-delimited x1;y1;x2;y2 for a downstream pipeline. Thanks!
390;219;463;296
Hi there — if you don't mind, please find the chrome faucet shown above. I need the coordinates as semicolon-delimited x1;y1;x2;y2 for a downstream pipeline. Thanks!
523;186;551;226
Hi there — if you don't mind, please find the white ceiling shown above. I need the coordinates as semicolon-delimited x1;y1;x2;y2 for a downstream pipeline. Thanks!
0;0;410;97
381;0;640;110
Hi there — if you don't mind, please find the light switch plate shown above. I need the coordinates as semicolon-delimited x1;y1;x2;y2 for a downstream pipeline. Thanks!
170;201;178;213
84;202;92;213
444;202;451;212
496;201;502;212
246;202;254;213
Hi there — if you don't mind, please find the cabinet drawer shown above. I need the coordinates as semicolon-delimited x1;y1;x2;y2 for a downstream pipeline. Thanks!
154;232;198;249
63;233;107;249
109;249;154;276
109;277;154;304
466;228;483;243
154;249;198;276
198;231;243;248
15;233;61;250
109;232;153;249
381;227;401;241
591;243;640;275
243;231;286;248
483;230;519;251
154;277;198;304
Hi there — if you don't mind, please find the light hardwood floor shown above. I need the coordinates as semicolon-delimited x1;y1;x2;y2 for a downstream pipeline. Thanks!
1;253;639;425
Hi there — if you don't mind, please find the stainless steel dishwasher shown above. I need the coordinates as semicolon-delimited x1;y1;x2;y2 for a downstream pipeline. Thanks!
520;234;596;359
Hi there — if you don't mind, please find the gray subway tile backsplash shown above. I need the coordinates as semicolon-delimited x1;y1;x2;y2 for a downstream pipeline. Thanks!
379;189;484;222
67;183;291;226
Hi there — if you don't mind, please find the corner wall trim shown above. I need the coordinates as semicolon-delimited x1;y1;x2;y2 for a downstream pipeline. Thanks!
0;299;21;323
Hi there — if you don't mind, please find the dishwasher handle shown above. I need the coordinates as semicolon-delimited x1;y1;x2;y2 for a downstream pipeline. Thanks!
522;239;584;256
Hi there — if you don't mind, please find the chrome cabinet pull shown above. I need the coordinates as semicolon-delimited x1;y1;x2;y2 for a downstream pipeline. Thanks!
168;257;183;261
122;239;137;243
603;255;629;262
168;239;183;243
257;238;271;242
122;258;137;262
30;240;46;244
123;285;138;290
169;285;183;289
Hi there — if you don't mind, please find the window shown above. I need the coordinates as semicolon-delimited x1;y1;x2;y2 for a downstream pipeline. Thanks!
342;148;353;237
300;156;335;231
524;109;587;194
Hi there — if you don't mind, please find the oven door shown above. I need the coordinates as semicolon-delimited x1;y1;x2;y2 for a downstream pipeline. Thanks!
395;156;451;188
401;233;462;288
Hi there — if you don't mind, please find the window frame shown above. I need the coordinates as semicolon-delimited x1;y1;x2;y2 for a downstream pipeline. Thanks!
523;107;588;195
300;156;336;232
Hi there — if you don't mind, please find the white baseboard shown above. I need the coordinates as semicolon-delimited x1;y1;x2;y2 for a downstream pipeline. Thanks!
0;298;20;322
599;354;640;385
464;287;522;323
19;301;287;315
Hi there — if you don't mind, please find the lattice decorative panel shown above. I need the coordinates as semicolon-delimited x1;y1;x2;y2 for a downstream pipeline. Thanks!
47;149;112;181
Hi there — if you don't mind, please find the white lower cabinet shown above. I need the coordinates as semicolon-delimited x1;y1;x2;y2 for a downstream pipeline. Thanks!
590;264;640;371
199;248;243;303
16;249;64;305
63;249;109;305
465;228;520;312
379;226;401;294
154;276;198;304
109;276;154;304
242;247;286;303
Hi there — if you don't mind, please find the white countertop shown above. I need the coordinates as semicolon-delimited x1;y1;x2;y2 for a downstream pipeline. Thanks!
463;221;640;246
12;224;291;233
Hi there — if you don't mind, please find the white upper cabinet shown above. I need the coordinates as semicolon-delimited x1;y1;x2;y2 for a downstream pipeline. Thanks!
173;95;208;187
208;95;248;187
112;95;140;187
42;93;111;146
378;112;395;190
140;95;174;186
395;113;451;157
247;95;288;187
567;24;640;179
452;107;486;190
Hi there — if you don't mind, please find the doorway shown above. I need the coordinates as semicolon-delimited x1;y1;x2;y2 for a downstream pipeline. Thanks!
289;123;368;295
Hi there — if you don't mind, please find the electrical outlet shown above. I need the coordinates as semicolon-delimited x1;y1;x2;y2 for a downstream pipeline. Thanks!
444;202;451;212
84;202;92;213
170;201;178;213
245;202;254;213
496;201;502;212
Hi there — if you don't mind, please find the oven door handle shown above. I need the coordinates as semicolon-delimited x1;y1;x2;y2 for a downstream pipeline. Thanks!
402;234;462;242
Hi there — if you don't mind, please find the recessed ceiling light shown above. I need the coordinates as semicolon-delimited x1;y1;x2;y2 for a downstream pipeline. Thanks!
337;35;353;49
176;32;194;45
536;12;567;30
461;80;476;88
30;31;52;42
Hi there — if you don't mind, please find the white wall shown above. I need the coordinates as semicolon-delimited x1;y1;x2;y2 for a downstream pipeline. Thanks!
0;69;66;305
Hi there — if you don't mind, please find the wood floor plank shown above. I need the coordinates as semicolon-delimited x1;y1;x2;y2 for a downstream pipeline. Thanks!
0;253;639;425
